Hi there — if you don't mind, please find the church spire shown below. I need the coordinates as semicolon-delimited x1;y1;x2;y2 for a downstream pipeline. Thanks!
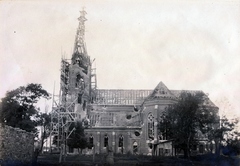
74;8;87;54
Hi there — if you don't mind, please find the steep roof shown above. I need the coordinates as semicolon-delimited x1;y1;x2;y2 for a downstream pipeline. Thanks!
145;81;177;100
93;82;217;108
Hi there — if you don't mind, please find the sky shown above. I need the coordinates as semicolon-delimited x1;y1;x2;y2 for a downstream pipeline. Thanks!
0;0;240;120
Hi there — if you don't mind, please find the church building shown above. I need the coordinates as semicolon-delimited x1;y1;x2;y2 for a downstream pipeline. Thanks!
56;10;219;156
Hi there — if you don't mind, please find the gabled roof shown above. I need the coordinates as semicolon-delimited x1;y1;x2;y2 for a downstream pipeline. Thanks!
145;81;177;100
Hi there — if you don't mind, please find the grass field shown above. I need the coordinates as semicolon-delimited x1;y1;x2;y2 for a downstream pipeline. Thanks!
36;153;240;166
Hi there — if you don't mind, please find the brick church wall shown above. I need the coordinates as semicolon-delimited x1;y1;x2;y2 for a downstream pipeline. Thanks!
0;123;34;165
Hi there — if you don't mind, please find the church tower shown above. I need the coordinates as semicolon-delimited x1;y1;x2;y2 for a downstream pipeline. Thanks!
60;9;94;121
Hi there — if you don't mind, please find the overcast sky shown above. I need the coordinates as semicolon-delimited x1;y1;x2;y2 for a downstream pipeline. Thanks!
1;0;240;119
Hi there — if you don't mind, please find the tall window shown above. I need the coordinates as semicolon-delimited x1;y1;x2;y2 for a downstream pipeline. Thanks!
88;135;94;149
75;74;85;90
118;135;123;147
78;93;82;104
104;134;108;147
83;100;86;111
76;74;81;88
148;113;154;140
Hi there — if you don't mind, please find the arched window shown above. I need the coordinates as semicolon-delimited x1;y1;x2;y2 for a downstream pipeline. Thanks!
78;93;82;104
104;134;108;147
76;73;81;88
148;113;154;140
80;78;85;90
133;141;138;153
75;74;85;90
88;135;94;149
83;100;86;111
118;135;123;147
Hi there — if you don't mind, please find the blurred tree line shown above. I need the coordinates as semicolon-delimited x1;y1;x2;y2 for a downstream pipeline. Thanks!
159;91;240;158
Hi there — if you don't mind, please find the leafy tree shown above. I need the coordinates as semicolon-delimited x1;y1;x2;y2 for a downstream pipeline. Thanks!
220;116;239;144
159;91;218;158
36;113;51;154
205;114;239;155
0;84;51;163
222;137;240;156
0;83;50;133
67;121;88;154
32;112;51;163
219;116;239;155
